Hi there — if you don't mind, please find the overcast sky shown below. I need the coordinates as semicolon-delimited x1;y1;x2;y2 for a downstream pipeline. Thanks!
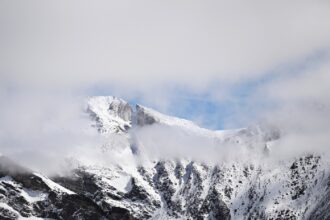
1;0;330;89
0;1;330;167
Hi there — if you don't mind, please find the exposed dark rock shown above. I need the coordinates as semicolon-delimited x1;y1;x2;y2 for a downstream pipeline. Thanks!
135;105;157;126
200;188;231;220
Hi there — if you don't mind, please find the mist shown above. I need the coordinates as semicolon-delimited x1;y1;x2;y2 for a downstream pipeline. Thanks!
131;124;256;165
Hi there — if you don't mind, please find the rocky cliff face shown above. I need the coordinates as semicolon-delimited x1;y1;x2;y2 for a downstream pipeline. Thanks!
0;156;119;219
0;96;329;220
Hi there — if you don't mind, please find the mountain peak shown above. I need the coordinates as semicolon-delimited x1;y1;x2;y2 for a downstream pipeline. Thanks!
86;96;207;134
86;96;132;133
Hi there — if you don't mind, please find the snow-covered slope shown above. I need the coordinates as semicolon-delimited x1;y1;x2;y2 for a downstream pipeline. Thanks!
87;96;132;134
0;96;329;220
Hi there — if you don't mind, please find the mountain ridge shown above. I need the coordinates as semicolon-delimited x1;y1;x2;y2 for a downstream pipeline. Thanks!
0;96;328;220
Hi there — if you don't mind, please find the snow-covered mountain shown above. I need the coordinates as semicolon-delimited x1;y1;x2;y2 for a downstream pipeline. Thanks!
0;96;329;220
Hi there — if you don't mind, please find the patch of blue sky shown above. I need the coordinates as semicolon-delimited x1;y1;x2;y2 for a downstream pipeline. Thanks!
87;49;329;130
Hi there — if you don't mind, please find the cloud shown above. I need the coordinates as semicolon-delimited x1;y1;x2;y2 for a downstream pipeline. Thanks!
131;124;262;164
248;58;330;159
0;91;96;174
1;0;330;92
